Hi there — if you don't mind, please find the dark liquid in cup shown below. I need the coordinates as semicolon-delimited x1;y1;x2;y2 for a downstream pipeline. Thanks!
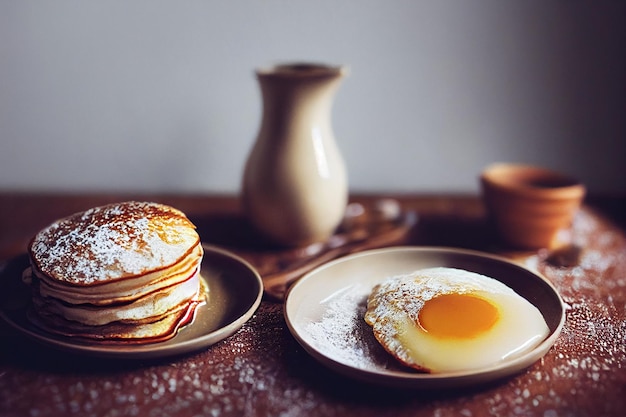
525;177;579;188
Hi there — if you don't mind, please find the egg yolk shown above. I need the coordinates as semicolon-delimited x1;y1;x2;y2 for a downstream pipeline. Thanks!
418;293;499;339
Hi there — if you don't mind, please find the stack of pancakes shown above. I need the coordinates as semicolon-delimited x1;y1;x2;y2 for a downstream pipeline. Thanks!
22;201;206;343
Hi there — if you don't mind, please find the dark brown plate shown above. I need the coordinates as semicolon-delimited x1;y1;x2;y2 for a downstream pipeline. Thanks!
0;244;263;359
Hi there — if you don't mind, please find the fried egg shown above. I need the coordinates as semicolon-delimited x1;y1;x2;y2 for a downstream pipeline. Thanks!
364;267;550;373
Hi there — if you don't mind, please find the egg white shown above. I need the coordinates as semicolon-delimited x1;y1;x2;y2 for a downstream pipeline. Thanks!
365;267;550;373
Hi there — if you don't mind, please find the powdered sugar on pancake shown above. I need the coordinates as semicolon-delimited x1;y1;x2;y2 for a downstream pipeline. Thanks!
29;201;200;285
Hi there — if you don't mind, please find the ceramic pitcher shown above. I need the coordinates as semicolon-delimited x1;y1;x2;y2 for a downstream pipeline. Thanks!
242;63;348;247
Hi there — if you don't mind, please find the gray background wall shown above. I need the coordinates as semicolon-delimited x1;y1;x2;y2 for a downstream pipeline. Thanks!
1;1;624;195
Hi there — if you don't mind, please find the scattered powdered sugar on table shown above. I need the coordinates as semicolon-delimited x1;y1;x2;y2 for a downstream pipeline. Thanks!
304;284;397;370
516;209;626;414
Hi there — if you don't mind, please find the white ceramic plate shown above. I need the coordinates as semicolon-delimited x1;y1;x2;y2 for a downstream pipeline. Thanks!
0;244;263;359
284;246;565;389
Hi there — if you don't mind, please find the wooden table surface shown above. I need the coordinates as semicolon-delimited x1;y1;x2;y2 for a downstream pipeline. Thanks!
1;192;625;417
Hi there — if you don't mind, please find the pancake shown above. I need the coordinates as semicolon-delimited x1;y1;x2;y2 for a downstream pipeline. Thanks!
22;201;206;343
25;296;200;343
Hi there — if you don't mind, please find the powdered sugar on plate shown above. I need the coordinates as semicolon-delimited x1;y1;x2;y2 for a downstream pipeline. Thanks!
304;284;401;371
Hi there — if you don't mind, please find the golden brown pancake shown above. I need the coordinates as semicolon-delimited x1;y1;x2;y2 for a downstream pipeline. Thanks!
22;201;206;343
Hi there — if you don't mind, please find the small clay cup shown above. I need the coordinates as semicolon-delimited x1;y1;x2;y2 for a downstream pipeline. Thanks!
480;163;586;249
